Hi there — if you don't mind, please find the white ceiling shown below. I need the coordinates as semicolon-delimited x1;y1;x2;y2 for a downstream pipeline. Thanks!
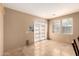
3;3;79;19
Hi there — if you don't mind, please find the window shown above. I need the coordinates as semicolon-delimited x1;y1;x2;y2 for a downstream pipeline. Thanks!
53;17;73;34
62;18;73;34
53;20;61;33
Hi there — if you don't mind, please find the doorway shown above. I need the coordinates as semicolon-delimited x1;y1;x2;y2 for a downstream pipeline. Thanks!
34;20;47;42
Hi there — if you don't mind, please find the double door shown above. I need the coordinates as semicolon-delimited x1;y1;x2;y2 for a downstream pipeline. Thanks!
34;20;47;42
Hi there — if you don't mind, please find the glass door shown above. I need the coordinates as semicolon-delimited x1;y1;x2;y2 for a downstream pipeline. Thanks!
34;21;40;42
34;20;47;42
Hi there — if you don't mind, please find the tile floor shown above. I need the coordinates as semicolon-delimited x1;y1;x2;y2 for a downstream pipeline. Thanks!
4;40;75;56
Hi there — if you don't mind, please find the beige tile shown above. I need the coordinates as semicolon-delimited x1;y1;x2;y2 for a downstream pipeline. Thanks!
4;40;75;56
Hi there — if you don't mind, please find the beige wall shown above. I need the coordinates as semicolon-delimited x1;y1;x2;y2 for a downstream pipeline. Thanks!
0;4;4;55
4;7;45;51
49;12;79;43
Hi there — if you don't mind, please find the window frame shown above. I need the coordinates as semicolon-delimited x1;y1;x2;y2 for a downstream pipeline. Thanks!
61;17;73;34
52;19;62;34
52;17;73;35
